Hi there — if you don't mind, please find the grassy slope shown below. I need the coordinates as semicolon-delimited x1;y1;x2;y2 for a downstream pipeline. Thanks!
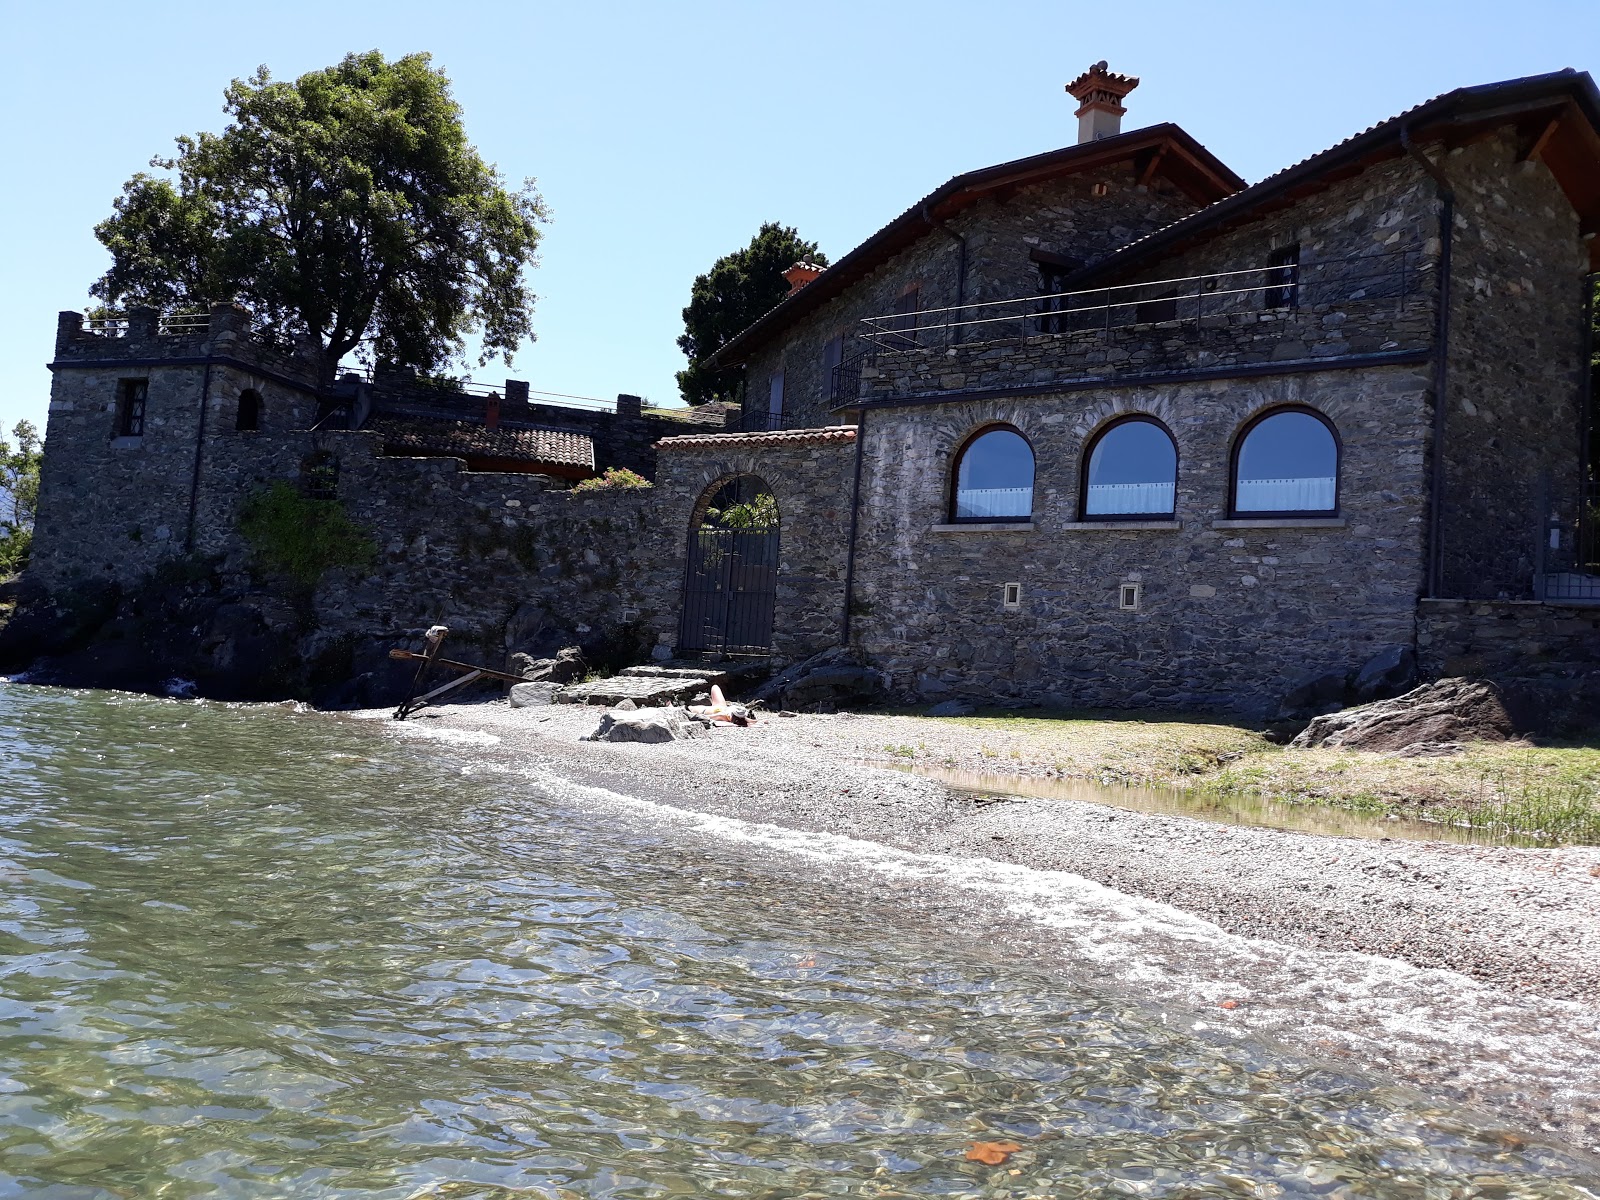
874;710;1600;842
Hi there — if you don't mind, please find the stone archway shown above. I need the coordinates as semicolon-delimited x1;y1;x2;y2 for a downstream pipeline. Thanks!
679;474;780;654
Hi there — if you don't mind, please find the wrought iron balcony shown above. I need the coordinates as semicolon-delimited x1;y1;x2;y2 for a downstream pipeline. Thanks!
854;247;1427;353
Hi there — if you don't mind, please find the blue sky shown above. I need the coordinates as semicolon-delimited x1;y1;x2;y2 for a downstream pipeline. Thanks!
2;0;1595;439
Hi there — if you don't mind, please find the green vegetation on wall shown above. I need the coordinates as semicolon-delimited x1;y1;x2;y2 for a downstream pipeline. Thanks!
572;467;653;493
238;482;377;587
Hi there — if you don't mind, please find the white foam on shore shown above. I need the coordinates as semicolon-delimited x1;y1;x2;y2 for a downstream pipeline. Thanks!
521;765;1600;1148
385;721;502;748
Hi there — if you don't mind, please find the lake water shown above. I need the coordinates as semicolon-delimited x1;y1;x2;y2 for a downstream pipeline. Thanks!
0;683;1595;1198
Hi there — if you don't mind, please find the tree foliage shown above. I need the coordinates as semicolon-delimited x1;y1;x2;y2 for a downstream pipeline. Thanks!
676;222;827;405
91;51;547;385
0;421;41;577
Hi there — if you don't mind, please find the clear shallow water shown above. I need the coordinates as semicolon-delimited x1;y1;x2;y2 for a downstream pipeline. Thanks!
0;685;1595;1198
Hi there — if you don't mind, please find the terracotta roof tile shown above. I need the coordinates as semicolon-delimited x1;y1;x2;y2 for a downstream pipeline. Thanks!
369;415;595;469
655;426;858;451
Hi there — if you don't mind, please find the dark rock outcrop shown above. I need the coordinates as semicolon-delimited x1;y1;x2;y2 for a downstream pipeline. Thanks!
747;646;884;711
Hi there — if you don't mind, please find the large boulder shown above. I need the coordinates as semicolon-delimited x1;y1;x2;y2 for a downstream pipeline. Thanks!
509;681;562;708
1349;645;1417;704
1291;677;1516;753
747;646;884;711
583;707;702;743
512;646;588;685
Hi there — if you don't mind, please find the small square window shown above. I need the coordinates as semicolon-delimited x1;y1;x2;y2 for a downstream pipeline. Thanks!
1002;582;1022;609
1119;582;1142;611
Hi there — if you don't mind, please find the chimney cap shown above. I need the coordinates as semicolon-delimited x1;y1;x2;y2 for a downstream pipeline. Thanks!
782;261;827;296
1065;60;1140;116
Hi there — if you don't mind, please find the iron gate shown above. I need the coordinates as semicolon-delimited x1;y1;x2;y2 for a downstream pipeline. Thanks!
679;526;780;653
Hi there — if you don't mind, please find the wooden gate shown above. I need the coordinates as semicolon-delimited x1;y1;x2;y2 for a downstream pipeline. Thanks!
679;525;780;654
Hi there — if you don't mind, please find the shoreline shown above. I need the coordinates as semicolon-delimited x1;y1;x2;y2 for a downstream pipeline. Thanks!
358;698;1600;1154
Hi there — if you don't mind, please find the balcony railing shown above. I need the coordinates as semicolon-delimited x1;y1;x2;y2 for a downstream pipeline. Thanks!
855;247;1426;354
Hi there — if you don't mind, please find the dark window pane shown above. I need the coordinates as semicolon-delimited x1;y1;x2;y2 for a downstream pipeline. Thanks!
1086;420;1176;516
1235;411;1336;512
954;429;1033;521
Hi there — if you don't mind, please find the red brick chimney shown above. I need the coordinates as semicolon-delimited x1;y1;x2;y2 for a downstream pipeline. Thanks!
1066;61;1139;144
782;261;826;297
485;392;501;431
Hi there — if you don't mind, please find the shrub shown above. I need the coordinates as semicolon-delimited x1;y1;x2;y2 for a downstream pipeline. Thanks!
238;481;377;587
573;467;653;493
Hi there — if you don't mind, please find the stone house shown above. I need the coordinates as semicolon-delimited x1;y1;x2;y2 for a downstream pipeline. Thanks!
18;65;1600;717
699;66;1600;717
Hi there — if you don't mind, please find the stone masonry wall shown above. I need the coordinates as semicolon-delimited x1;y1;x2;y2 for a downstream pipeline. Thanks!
1435;131;1590;599
745;163;1200;429
864;300;1432;401
652;433;859;660
849;363;1432;716
32;307;322;590
188;430;677;674
1417;599;1600;723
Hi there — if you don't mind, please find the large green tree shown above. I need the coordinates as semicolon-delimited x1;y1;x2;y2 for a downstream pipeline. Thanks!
0;421;41;577
676;222;827;405
91;51;547;385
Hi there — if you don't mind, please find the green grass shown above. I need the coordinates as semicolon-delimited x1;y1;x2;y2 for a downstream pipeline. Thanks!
889;708;1600;845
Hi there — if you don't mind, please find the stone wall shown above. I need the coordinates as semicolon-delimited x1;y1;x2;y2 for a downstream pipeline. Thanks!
849;363;1432;716
1417;598;1600;723
863;300;1432;401
189;430;677;675
366;375;735;479
1435;131;1591;599
32;307;322;590
652;431;859;660
745;164;1200;429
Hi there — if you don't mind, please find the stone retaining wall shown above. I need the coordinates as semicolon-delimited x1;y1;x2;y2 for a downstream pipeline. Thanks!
1417;598;1600;723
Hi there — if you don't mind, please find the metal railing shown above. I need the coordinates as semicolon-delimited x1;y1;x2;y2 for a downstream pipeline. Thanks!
741;408;792;433
82;312;211;337
1537;480;1600;603
855;247;1427;353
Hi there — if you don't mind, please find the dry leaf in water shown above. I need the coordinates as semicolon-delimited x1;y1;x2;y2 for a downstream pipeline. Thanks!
966;1140;1021;1165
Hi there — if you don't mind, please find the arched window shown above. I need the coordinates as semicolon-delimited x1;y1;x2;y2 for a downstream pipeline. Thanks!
236;389;262;432
1231;408;1339;516
950;426;1034;523
1082;417;1177;519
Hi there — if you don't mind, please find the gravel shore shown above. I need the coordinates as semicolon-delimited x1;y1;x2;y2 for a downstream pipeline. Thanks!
364;699;1600;1154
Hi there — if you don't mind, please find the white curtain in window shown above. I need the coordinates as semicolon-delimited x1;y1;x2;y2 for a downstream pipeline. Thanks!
1236;476;1335;512
955;487;1033;519
1085;482;1175;515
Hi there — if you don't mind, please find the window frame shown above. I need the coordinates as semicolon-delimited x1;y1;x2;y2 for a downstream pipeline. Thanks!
948;422;1035;525
1079;415;1180;522
1227;405;1342;520
115;378;148;438
235;388;263;433
1264;243;1301;311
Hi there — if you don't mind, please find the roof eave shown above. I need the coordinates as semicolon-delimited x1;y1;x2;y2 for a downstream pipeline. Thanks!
1065;70;1600;286
705;124;1242;369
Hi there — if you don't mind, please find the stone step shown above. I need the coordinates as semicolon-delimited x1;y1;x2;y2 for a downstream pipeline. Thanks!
556;675;712;707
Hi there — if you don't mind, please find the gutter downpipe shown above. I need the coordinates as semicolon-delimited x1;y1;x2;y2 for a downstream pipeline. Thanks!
922;203;967;347
839;411;867;647
1401;125;1454;599
183;359;214;555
